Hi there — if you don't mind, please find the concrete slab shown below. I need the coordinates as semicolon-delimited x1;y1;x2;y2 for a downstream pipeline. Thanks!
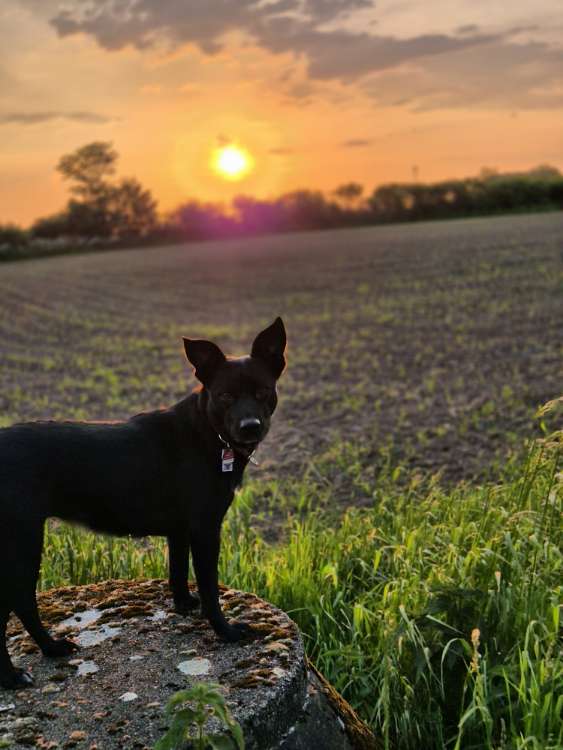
2;580;378;749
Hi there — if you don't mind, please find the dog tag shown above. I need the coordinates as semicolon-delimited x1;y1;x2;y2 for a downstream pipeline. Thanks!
221;448;234;472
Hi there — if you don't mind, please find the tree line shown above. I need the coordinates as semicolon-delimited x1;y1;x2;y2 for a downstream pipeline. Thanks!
1;142;562;260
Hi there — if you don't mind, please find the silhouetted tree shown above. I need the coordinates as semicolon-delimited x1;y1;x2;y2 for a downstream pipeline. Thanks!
368;184;406;220
57;142;118;203
479;167;499;181
49;142;158;241
107;178;158;239
277;190;340;230
67;201;113;238
527;164;561;180
333;182;364;209
172;200;237;240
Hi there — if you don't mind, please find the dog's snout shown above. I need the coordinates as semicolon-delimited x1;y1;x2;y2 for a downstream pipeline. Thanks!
237;417;263;444
240;417;261;432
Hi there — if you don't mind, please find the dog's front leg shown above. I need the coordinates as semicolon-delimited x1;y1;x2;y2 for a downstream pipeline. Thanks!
167;533;200;614
190;524;253;642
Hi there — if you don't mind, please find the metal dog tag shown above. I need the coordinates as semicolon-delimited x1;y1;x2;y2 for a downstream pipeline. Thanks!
221;448;234;472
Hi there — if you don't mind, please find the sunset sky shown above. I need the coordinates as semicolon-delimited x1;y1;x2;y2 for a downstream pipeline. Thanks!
1;0;562;226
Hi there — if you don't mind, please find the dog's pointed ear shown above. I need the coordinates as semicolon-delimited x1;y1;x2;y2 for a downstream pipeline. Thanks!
183;338;226;385
251;317;286;378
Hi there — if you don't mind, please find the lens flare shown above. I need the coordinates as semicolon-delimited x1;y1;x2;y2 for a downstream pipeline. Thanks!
212;145;254;181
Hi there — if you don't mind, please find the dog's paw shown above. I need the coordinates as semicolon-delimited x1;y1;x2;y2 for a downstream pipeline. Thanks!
42;637;79;658
0;668;34;690
216;620;255;643
174;592;200;615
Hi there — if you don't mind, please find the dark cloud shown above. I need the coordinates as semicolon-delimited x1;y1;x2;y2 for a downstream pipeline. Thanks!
300;0;372;22
269;147;294;155
50;1;295;53
456;24;479;35
287;27;503;81
48;0;373;51
0;111;114;125
286;80;316;99
48;1;504;81
363;39;563;111
39;1;563;110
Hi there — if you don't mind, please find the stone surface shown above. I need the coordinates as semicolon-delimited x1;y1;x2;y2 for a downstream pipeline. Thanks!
3;580;378;749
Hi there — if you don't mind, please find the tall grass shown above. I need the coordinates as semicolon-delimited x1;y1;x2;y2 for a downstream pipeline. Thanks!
39;434;561;749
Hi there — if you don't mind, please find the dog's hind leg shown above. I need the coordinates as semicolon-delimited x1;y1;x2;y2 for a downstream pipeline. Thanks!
0;606;33;690
12;523;77;659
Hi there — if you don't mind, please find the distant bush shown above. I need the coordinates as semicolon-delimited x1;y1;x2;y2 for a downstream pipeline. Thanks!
171;200;238;241
31;212;75;240
3;162;562;263
0;223;29;260
190;167;563;240
368;168;563;224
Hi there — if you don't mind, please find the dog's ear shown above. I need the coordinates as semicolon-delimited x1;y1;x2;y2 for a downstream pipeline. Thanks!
183;338;226;385
251;317;286;378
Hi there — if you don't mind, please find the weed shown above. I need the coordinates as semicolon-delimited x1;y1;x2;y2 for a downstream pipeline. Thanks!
154;683;244;750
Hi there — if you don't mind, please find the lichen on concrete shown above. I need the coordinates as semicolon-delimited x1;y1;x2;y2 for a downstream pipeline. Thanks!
3;580;307;749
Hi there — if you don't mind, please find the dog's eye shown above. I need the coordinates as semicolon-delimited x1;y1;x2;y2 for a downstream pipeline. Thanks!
219;393;235;405
256;388;271;401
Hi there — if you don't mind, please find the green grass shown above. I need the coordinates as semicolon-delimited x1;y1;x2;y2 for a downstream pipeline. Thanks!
39;426;562;750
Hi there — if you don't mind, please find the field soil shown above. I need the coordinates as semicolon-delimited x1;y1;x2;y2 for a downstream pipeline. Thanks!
0;213;562;496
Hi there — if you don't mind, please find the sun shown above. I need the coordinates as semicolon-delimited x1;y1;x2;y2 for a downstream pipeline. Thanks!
212;144;254;181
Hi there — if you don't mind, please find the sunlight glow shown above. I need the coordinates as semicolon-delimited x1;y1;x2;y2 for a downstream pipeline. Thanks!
212;144;254;181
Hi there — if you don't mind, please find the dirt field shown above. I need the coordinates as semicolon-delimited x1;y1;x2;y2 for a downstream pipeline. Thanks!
1;212;562;489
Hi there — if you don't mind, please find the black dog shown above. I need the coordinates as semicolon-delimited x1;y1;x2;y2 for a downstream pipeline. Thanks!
0;318;286;689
